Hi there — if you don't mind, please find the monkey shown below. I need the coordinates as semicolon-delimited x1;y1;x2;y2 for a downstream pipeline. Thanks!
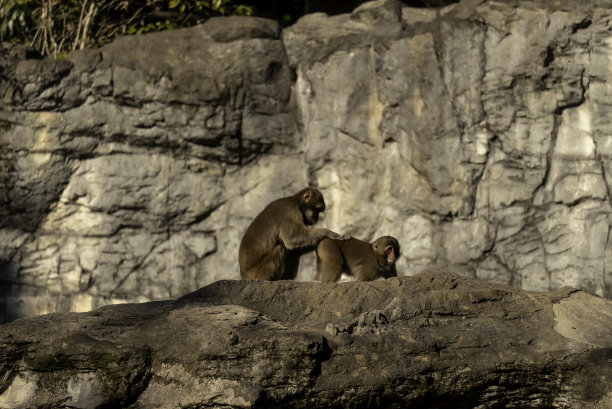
315;236;400;282
239;187;347;280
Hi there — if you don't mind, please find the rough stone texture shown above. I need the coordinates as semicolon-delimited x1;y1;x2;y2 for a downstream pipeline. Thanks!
0;17;299;322
3;0;612;322
0;270;610;408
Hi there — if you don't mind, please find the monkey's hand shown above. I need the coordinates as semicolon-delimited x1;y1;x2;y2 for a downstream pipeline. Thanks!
326;230;350;241
282;227;350;250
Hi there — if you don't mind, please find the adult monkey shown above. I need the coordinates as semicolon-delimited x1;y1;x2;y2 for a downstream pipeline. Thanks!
239;187;347;280
315;236;400;282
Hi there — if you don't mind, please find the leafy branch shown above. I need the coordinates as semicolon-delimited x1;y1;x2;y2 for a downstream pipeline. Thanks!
0;0;253;58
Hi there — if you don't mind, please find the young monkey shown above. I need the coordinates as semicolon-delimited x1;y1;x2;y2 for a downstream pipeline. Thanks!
315;236;400;282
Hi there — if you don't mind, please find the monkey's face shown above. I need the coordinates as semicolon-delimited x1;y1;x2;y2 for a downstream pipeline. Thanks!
303;208;318;225
301;189;326;226
373;236;400;265
386;244;399;263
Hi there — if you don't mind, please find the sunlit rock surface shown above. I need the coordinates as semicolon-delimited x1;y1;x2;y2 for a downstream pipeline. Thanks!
3;0;612;321
0;271;610;408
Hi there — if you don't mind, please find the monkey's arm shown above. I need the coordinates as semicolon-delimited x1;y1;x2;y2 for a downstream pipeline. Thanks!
280;224;346;251
384;263;398;279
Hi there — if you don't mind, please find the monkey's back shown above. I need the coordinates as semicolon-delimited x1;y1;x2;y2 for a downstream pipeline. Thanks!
317;237;375;279
339;238;377;275
238;196;298;277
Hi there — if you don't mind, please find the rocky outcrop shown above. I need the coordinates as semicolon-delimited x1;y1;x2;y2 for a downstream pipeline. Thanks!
3;0;612;322
0;17;297;321
0;270;610;408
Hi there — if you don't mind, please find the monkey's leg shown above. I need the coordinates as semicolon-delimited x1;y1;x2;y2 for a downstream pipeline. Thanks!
249;246;286;280
316;240;343;282
314;253;323;281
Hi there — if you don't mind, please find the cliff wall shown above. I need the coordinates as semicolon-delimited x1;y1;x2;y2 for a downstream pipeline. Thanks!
2;0;612;321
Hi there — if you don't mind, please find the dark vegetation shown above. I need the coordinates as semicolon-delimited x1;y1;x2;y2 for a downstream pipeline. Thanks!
0;0;457;58
0;0;255;58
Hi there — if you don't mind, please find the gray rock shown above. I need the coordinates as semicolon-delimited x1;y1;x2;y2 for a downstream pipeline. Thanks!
3;0;612;322
0;271;610;408
203;16;280;42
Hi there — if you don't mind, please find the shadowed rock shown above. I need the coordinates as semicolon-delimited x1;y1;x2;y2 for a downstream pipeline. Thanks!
0;270;610;408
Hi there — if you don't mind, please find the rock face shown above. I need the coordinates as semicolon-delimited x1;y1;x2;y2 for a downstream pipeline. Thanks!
3;0;612;322
0;270;610;408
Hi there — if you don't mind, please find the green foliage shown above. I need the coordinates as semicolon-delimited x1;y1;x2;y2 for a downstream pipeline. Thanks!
0;0;254;58
0;0;36;40
127;19;177;36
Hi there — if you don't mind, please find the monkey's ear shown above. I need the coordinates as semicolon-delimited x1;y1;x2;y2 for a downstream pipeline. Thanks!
303;190;312;202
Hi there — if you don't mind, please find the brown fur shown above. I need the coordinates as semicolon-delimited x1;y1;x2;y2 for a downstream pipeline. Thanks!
239;187;346;280
315;236;400;282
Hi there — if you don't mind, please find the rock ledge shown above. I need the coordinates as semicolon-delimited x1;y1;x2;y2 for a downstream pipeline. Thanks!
0;270;610;408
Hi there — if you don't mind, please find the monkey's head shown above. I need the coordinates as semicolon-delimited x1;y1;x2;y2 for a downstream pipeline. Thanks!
297;187;326;226
372;236;400;274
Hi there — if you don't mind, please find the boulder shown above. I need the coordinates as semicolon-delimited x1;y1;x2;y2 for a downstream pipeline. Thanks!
0;270;610;408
